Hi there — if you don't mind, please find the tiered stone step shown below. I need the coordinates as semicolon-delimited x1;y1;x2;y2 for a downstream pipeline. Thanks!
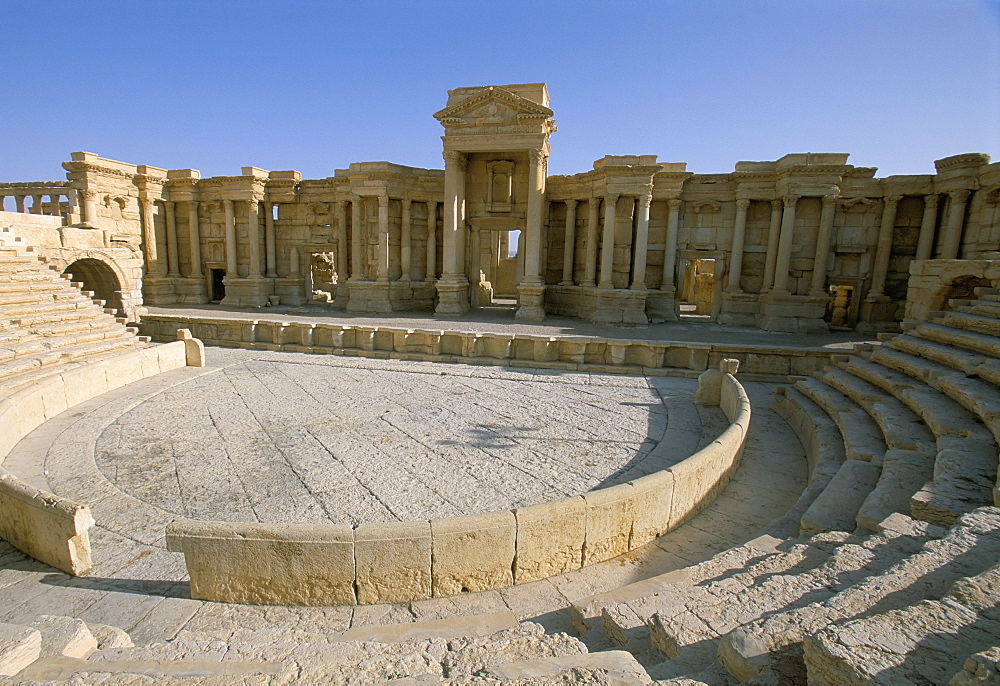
598;513;936;681
718;506;999;683
5;615;653;683
803;541;1000;684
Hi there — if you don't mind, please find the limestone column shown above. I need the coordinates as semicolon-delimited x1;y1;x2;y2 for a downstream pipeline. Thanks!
49;194;62;217
631;192;651;290
247;200;263;278
426;201;437;281
583;198;600;287
661;198;681;292
377;194;390;282
14;195;26;213
809;195;838;295
350;197;363;280
442;151;468;278
400;198;412;281
163;200;180;277
265;203;277;277
915;194;939;261
728;198;750;292
772;195;799;293
941;189;970;259
599;193;619;289
335;200;348;280
761;199;783;292
187;200;202;279
867;196;900;299
561;199;578;285
223;199;237;276
522;148;546;284
31;195;43;214
140;198;164;277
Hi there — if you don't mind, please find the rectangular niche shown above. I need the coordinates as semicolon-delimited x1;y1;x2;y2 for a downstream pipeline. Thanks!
487;160;514;213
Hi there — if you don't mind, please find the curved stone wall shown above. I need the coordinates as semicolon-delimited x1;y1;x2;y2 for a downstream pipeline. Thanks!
0;341;190;575
165;369;751;606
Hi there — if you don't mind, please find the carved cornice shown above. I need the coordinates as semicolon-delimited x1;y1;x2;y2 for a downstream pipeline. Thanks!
434;86;553;121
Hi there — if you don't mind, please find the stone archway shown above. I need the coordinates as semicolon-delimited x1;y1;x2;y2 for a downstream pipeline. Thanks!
63;258;125;318
931;274;993;312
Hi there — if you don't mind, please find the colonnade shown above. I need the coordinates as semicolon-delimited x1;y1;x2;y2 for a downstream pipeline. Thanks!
0;191;73;218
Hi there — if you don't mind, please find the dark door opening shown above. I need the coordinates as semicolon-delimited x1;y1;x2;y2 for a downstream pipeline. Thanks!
210;269;226;302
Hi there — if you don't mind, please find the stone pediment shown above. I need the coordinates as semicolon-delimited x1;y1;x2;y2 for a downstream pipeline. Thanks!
434;86;554;126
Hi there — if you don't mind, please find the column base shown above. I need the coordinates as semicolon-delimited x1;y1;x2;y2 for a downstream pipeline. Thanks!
645;288;679;323
435;276;470;315
857;293;902;333
221;277;273;308
347;281;393;313
175;277;208;304
717;291;760;327
515;283;546;322
755;290;829;333
272;278;306;306
142;277;180;306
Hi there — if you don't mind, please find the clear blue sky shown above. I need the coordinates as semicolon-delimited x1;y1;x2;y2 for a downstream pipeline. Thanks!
2;0;997;182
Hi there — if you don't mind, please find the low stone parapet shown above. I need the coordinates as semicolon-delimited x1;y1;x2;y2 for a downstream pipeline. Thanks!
165;362;752;606
0;340;192;575
140;314;837;378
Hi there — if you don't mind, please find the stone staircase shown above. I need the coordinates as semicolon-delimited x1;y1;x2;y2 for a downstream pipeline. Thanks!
0;226;151;401
561;289;1000;683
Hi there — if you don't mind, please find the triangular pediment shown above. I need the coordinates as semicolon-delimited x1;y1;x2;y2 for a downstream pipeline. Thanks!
433;86;553;121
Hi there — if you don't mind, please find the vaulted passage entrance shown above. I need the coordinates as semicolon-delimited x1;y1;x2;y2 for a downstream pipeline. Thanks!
63;258;124;317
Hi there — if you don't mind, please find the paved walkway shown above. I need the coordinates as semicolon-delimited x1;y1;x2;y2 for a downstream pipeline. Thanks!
146;303;875;349
0;347;808;646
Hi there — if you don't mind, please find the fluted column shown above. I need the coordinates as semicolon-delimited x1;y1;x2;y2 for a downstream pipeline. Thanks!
583;198;600;287
761;199;782;292
941;189;970;259
377;194;390;282
561;199;578;285
599;193;618;289
631;192;651;290
772;195;799;292
163;200;180;277
522;148;545;284
400;197;412;281
187;200;202;279
140;198;165;277
265;203;277;277
426;201;437;281
223;199;237;276
915;194;939;261
867;196;900;299
335;200;348;281
727;198;750;292
809;195;838;295
661;198;681;292
247;200;262;278
350;197;363;280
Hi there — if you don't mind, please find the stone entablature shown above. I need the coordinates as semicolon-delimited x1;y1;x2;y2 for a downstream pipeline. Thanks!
2;84;996;332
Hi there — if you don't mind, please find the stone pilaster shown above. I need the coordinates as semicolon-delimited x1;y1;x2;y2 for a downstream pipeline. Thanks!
561;199;578;286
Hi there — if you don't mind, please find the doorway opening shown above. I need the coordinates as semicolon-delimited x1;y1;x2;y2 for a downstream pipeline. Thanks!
824;284;857;329
209;268;226;303
63;259;124;317
309;251;336;302
679;258;717;320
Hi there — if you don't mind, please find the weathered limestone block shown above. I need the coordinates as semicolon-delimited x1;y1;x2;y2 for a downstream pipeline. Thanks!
0;472;94;575
88;624;133;650
165;519;356;605
430;511;515;596
0;624;40;677
175;328;205;367
695;358;739;406
514;496;586;583
583;483;636;565
667;426;745;529
355;520;431;604
31;616;96;659
628;470;674;548
951;647;1000;685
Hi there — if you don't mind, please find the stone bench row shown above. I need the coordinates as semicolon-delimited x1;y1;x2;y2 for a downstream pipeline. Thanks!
0;339;197;576
140;314;836;378
165;365;751;607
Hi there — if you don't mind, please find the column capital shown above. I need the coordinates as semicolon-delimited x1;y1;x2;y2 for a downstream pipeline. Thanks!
443;150;467;171
770;198;782;211
822;194;837;207
639;192;652;208
883;195;902;207
667;197;682;211
783;194;800;207
527;147;547;166
605;192;620;203
949;189;971;202
735;198;751;211
565;198;578;210
924;193;940;208
378;193;389;208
